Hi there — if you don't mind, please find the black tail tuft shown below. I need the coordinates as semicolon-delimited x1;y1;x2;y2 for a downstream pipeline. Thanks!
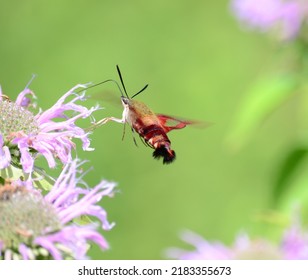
152;147;176;164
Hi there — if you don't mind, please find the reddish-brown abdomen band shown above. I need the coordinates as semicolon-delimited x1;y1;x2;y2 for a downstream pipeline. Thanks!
134;123;176;164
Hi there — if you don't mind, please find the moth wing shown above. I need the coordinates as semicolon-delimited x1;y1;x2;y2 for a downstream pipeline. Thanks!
157;114;212;133
157;114;196;133
90;90;122;107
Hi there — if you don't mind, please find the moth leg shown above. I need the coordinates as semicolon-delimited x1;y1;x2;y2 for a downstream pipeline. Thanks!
122;123;126;141
138;134;151;147
131;127;138;147
121;123;138;146
98;116;125;125
93;106;128;128
88;116;125;131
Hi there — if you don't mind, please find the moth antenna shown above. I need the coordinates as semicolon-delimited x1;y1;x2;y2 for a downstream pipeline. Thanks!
131;84;149;99
117;65;149;99
116;65;130;99
77;65;148;99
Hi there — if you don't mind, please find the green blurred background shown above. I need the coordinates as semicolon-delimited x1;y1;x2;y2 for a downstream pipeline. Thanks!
0;1;304;259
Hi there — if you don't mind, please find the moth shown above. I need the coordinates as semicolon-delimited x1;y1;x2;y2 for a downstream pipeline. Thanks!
91;65;197;164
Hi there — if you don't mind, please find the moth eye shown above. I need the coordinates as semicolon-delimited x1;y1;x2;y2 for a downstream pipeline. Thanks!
121;97;129;105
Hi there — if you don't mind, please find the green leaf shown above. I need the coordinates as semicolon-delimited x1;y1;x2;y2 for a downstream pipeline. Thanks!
226;74;298;150
73;215;93;226
276;171;308;216
272;146;308;204
272;145;308;215
32;166;55;191
0;165;55;191
0;164;26;180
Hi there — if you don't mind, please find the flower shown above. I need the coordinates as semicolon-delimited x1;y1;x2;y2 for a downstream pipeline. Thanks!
166;230;233;260
230;0;308;40
0;84;98;175
167;223;308;260
0;160;116;260
281;221;308;259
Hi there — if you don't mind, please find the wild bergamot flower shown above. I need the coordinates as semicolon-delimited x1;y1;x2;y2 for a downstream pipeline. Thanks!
0;84;98;176
167;222;308;260
230;0;308;41
0;160;116;260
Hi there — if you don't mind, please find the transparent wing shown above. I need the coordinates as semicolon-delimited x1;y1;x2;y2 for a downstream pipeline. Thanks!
156;114;211;133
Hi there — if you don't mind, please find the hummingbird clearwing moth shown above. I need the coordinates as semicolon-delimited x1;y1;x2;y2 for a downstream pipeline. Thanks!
88;65;205;164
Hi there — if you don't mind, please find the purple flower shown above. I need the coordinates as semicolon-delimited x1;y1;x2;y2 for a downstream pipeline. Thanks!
230;0;308;40
0;85;98;175
167;223;308;260
281;221;308;259
0;160;116;260
166;230;233;260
